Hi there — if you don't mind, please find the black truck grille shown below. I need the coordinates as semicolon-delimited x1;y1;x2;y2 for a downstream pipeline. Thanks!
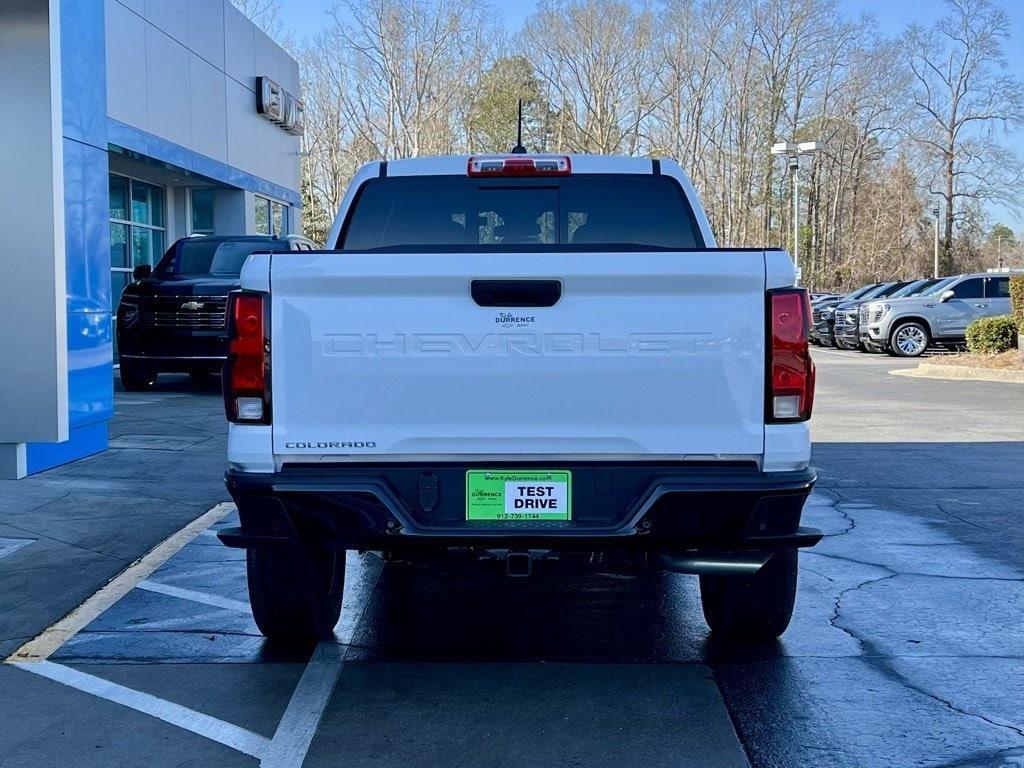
144;296;228;329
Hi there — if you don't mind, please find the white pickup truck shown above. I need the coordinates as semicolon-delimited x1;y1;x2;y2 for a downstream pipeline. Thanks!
217;153;820;643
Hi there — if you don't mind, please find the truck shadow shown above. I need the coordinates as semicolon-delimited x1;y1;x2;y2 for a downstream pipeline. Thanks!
342;560;713;664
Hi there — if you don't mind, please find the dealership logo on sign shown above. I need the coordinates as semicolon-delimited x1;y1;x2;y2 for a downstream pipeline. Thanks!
256;76;304;136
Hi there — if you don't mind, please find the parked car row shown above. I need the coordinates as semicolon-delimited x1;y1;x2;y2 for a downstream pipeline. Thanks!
809;273;1017;356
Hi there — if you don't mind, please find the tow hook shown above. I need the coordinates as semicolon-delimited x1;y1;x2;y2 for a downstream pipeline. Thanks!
506;551;532;577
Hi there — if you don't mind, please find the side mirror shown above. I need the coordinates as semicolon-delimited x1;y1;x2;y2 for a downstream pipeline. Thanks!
133;264;152;281
939;289;955;303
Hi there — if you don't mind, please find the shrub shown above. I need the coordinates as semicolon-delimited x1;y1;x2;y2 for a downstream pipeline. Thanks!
966;315;1019;354
1011;275;1024;330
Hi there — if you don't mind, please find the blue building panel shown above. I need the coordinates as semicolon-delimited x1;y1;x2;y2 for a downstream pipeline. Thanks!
26;422;108;475
59;0;108;152
26;0;113;475
63;138;112;311
66;301;114;430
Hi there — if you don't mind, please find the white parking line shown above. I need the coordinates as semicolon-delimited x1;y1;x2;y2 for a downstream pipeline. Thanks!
261;643;345;768
12;660;271;759
813;347;867;359
137;579;252;614
5;504;348;767
5;502;235;663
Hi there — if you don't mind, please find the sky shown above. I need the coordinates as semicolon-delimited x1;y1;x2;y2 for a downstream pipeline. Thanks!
276;0;1024;229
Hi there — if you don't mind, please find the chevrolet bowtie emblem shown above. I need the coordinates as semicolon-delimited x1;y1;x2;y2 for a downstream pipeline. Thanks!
181;301;205;311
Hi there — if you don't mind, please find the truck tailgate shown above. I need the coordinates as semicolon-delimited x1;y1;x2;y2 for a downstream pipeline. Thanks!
267;251;766;460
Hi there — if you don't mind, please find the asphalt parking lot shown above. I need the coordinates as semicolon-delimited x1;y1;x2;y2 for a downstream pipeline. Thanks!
2;349;1023;768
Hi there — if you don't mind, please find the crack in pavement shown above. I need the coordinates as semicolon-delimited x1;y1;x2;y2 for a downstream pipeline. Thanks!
829;573;1024;740
806;550;1024;582
812;505;1024;743
935;503;996;533
827;571;898;655
827;504;857;538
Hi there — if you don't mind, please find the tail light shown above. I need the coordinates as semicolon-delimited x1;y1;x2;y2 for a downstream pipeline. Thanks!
224;291;270;424
767;288;815;422
467;155;571;176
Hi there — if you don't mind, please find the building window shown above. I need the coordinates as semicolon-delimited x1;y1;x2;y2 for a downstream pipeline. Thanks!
190;188;216;235
109;174;166;305
255;194;288;236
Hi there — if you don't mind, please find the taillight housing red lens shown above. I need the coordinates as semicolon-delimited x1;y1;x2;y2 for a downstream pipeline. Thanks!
767;288;815;422
224;291;270;424
467;155;571;176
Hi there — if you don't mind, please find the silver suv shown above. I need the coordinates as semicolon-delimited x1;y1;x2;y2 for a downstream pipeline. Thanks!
859;273;1015;356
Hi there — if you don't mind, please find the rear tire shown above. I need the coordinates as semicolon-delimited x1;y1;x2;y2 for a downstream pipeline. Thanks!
699;549;798;641
889;321;930;357
119;362;157;391
247;547;346;642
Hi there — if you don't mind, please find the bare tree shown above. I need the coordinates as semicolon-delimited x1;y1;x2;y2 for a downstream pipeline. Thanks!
230;0;292;47
291;0;1023;288
521;0;661;155
319;0;498;159
295;0;499;242
906;0;1024;273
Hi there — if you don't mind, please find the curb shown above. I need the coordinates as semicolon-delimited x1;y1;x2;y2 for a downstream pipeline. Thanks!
891;363;1024;384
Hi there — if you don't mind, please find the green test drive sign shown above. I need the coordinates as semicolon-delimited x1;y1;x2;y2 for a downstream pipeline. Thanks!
465;470;572;521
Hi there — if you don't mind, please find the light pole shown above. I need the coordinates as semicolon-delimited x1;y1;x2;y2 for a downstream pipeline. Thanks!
771;141;824;284
932;205;940;278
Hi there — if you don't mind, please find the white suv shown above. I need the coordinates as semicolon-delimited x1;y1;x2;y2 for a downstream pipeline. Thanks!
860;273;1015;356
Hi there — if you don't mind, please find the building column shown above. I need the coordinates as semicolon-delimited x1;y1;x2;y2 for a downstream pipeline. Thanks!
1;0;113;479
0;0;69;479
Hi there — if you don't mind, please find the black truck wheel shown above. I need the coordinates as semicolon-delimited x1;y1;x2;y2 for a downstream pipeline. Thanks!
119;362;157;391
247;547;346;642
699;549;798;641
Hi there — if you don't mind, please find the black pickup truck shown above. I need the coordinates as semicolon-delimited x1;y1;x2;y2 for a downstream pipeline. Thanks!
116;234;315;390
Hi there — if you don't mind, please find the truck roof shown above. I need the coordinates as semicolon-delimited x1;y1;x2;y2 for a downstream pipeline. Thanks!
385;154;662;177
328;153;718;251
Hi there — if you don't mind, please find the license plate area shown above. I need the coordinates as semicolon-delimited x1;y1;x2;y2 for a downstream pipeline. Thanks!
466;470;572;522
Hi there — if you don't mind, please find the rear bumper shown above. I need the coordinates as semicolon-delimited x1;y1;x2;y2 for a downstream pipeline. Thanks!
220;463;820;554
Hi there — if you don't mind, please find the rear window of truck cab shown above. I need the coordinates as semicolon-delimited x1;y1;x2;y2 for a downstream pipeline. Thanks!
337;174;704;251
156;238;293;276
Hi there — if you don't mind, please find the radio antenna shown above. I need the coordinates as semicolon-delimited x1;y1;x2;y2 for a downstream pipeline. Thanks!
511;99;527;154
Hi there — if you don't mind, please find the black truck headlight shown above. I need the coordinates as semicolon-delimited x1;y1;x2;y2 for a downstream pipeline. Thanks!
120;302;140;327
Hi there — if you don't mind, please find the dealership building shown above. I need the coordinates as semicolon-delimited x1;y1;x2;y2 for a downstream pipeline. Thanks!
1;0;302;478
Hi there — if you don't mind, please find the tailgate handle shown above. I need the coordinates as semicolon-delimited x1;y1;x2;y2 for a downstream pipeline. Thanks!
471;279;561;308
